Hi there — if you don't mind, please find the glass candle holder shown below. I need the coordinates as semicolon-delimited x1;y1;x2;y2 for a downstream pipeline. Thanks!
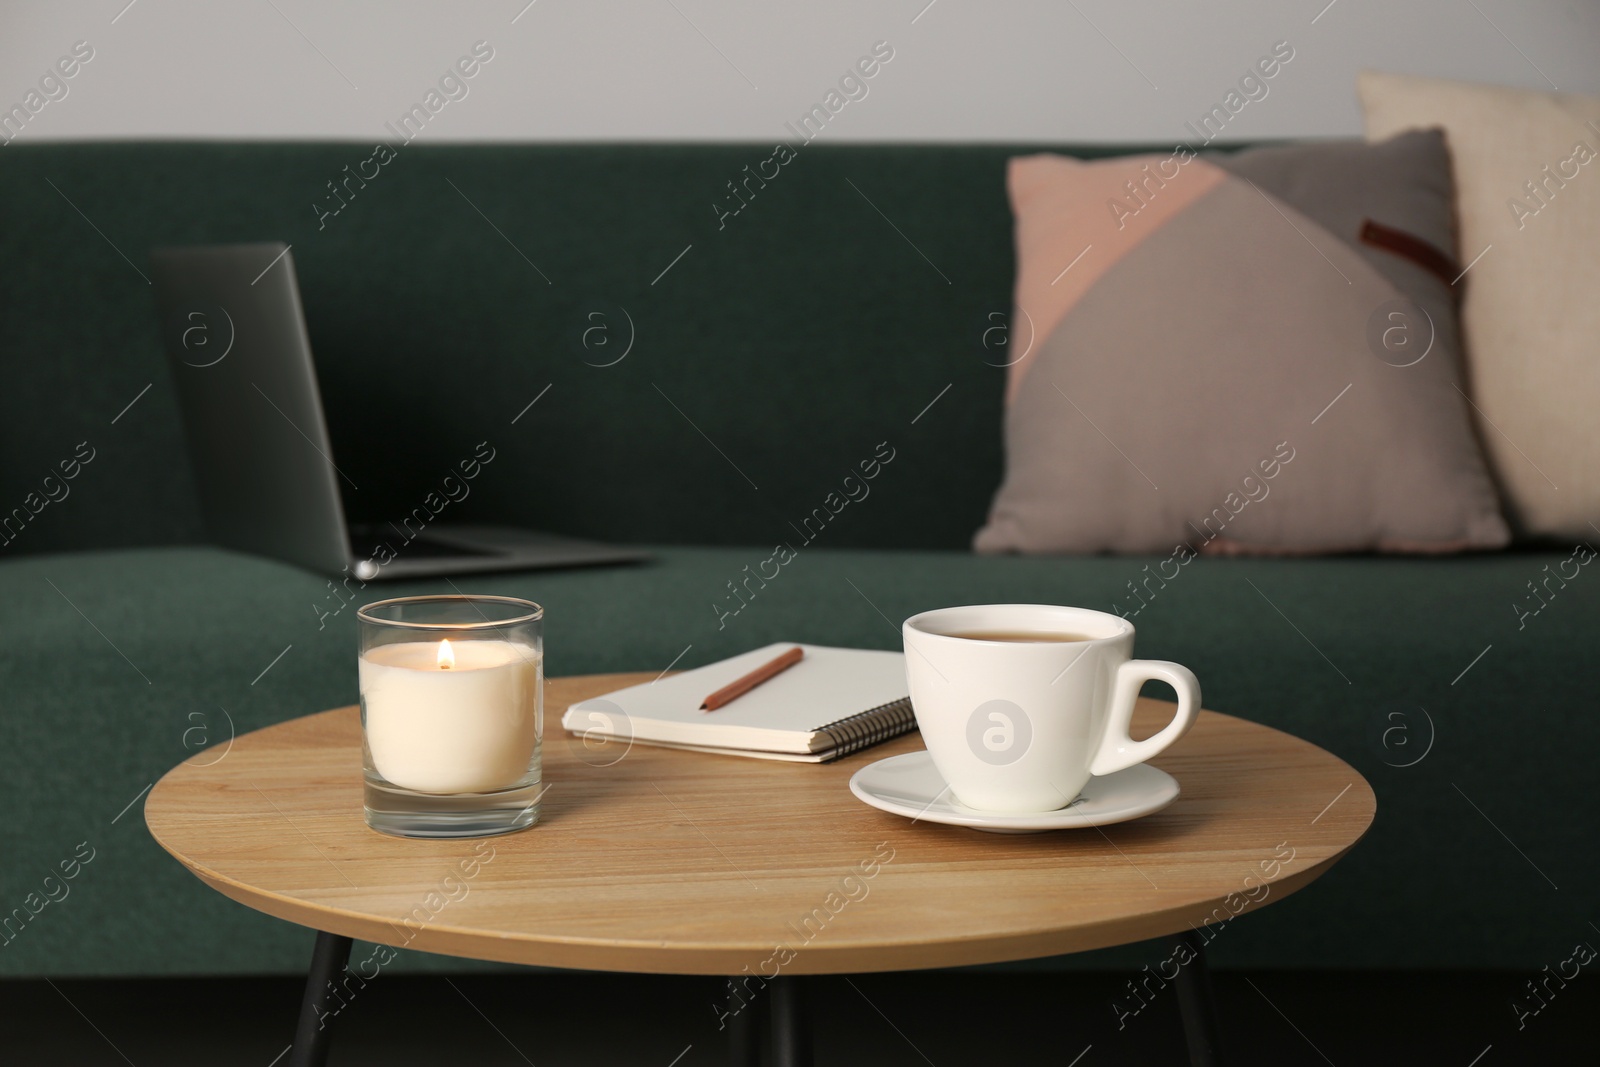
357;595;543;838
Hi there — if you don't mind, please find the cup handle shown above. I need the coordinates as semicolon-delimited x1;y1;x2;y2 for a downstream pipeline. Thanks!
1088;660;1201;777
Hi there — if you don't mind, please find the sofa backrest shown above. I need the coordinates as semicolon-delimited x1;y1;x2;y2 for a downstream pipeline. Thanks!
0;142;1149;555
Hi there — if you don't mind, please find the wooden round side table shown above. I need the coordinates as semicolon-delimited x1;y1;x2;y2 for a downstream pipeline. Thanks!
145;672;1374;1067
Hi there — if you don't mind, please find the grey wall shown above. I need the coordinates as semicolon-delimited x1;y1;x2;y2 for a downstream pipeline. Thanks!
2;0;1596;146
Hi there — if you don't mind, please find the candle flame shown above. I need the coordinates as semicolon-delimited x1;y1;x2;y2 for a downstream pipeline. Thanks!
437;638;455;670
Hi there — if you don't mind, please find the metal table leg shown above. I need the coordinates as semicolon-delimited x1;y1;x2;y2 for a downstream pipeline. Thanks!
771;975;812;1067
726;976;764;1067
1174;929;1223;1066
289;929;354;1067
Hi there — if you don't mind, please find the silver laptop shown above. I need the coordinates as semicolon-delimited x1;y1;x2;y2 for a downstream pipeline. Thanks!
150;242;648;580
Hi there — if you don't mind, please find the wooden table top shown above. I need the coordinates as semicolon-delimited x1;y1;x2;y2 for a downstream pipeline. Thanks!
145;673;1374;976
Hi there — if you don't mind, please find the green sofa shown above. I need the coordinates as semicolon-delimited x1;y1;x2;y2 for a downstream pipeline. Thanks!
1;143;1592;977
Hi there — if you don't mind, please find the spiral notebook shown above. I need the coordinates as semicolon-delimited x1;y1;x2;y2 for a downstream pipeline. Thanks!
561;643;916;763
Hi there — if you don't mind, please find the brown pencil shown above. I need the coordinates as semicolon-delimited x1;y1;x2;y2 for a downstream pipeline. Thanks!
700;646;805;711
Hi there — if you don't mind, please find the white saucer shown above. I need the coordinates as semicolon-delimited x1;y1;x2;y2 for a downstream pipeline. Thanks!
849;751;1179;833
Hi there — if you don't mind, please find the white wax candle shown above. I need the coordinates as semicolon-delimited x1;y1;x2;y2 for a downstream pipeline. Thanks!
359;639;541;794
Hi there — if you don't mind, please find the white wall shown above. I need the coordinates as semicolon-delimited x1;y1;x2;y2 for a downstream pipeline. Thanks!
3;0;1597;145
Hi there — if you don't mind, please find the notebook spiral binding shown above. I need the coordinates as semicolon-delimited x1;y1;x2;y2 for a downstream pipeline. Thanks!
815;696;918;761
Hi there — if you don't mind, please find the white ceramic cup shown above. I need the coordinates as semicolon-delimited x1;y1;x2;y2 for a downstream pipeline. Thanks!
902;604;1201;813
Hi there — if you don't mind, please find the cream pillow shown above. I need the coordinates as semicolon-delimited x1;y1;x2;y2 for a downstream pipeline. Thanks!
1359;71;1600;540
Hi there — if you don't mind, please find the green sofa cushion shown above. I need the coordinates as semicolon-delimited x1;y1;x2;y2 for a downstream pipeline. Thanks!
0;141;1118;557
0;545;1591;976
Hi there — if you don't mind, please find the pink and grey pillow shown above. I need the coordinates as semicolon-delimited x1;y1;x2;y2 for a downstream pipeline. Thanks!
974;130;1510;556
